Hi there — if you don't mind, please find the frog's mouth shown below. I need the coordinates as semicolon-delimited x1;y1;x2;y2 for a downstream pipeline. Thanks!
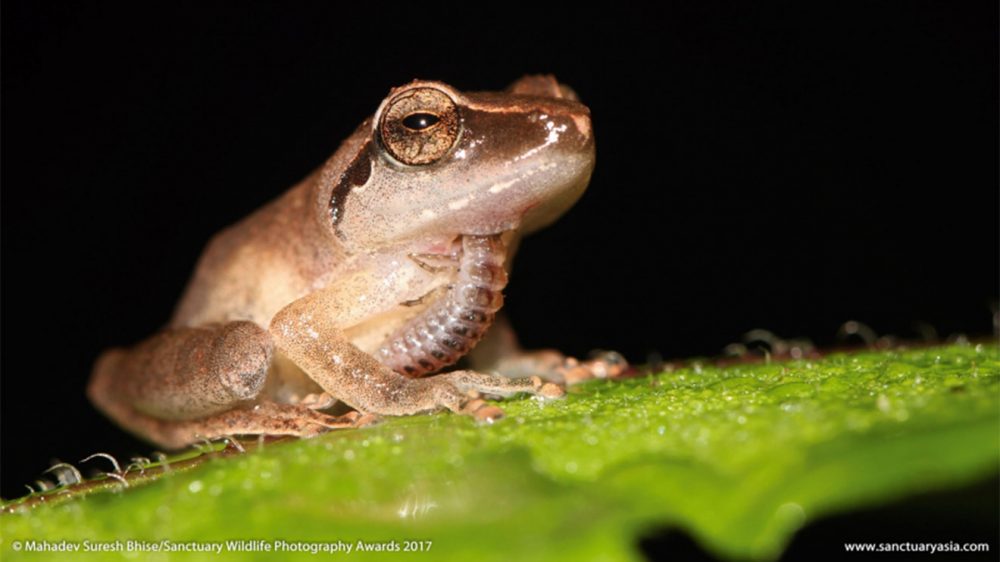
375;234;508;377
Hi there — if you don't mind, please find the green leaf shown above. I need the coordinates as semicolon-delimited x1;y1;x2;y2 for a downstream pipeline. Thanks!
2;344;997;561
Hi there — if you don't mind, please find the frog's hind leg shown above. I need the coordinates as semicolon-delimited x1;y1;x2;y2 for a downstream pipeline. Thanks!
87;321;366;450
466;314;629;385
110;402;367;450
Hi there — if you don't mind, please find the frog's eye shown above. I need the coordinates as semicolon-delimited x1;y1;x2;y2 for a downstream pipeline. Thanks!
379;87;460;165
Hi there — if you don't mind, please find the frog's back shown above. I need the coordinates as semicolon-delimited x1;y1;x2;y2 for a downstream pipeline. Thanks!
170;174;343;328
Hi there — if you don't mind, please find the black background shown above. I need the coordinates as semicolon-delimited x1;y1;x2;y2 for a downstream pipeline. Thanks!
3;1;997;555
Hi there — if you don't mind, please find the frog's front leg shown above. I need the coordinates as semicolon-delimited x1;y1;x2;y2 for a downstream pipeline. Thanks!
467;314;628;385
87;322;364;449
270;295;562;422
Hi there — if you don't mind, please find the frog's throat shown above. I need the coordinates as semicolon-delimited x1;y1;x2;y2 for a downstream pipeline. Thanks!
375;234;507;377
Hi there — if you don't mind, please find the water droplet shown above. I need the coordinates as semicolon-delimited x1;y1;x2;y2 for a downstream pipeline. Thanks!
775;502;806;529
876;394;891;413
187;480;203;494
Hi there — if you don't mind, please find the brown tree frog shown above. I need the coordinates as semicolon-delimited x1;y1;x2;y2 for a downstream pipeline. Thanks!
88;75;626;449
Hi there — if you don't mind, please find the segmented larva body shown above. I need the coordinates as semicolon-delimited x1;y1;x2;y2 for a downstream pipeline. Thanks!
376;235;507;377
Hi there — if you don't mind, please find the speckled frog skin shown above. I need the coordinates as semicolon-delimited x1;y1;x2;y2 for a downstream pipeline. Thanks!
88;75;625;449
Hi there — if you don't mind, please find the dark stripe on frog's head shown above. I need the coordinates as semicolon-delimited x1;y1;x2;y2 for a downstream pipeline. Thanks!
329;138;373;241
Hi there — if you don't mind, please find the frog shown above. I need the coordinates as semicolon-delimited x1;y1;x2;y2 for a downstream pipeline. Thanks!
87;75;626;449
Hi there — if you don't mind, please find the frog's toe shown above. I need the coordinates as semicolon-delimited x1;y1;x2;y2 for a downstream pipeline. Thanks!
299;408;376;432
535;378;565;398
329;410;380;428
437;370;561;399
426;370;562;423
461;398;506;423
580;350;629;380
545;351;627;385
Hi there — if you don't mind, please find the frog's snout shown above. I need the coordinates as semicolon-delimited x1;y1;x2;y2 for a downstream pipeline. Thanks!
567;110;592;145
504;74;592;140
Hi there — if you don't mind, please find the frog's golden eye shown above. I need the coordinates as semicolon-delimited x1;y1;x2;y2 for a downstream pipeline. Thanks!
379;87;460;165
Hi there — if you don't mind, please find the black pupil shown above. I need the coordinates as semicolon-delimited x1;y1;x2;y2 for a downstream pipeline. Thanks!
402;113;440;131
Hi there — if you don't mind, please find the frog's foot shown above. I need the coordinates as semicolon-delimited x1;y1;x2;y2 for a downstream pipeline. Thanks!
427;370;563;422
485;349;629;385
437;370;565;400
142;403;374;450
